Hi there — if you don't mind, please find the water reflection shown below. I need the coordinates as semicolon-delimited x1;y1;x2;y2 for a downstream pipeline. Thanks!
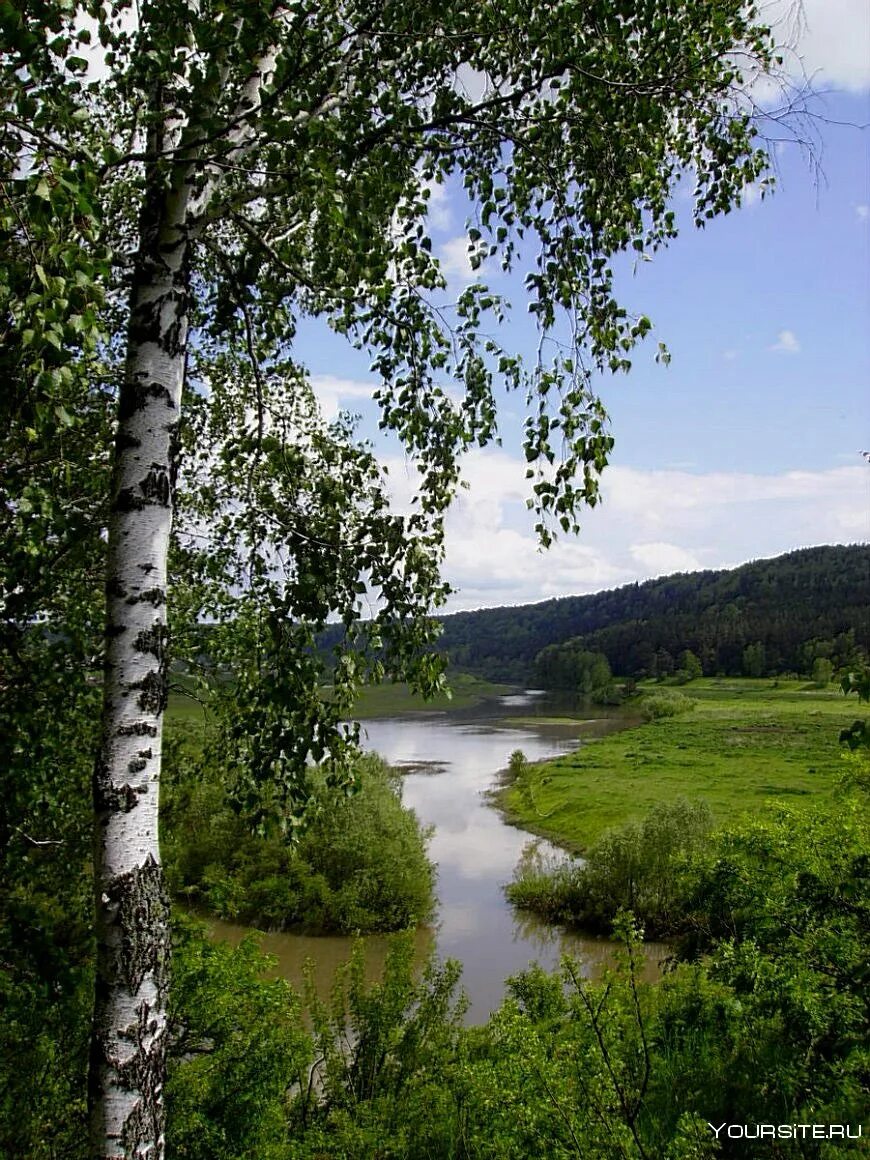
209;696;665;1022
206;919;436;1007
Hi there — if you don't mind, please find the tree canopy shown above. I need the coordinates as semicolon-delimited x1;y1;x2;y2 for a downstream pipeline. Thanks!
1;1;788;1155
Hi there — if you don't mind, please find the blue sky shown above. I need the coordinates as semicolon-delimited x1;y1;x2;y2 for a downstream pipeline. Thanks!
301;2;870;611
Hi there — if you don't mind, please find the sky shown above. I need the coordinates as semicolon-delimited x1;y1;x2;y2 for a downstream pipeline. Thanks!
300;1;870;613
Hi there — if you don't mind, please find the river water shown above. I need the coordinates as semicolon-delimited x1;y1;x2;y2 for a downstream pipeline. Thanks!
210;691;668;1021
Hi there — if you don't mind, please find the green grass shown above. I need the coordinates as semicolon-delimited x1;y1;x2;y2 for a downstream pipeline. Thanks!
496;678;857;852
323;672;512;719
165;671;511;730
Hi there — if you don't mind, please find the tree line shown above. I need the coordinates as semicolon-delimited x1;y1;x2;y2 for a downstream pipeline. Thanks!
1;1;803;1154
433;545;870;682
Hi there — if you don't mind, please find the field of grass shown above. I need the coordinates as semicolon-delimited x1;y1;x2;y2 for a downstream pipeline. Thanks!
496;678;858;852
317;672;511;718
166;671;510;730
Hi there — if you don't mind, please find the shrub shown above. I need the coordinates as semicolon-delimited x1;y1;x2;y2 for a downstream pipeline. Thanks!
507;799;712;937
162;753;434;933
640;690;697;721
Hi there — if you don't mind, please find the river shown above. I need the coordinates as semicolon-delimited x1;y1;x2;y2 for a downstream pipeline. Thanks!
210;690;669;1021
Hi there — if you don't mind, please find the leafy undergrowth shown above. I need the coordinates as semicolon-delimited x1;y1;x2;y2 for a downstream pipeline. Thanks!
161;751;435;934
506;798;713;938
162;779;869;1160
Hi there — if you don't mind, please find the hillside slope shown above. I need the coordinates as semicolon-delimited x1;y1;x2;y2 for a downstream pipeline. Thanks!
437;544;870;681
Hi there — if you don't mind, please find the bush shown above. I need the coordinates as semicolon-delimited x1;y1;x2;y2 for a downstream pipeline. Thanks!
162;753;434;933
640;690;697;721
507;799;713;937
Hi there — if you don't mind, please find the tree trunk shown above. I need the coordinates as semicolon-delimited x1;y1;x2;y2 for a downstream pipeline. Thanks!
89;183;189;1158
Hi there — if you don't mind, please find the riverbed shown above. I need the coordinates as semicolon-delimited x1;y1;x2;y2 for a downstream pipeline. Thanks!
210;691;668;1021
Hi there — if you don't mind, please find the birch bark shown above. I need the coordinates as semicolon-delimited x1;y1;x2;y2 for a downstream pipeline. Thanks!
88;44;275;1154
89;173;190;1158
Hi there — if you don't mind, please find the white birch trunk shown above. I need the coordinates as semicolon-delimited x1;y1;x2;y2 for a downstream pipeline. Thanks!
89;185;189;1158
88;37;281;1156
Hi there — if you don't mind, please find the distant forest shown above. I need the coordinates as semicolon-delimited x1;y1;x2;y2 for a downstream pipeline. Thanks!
435;545;870;682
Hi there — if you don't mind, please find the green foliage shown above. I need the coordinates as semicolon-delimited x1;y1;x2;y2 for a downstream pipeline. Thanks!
0;3;836;1151
841;666;870;704
166;918;312;1160
534;642;618;702
839;666;870;753
292;935;466;1157
667;798;870;1148
640;690;697;721
812;656;834;687
741;640;766;678
507;799;713;937
10;794;864;1160
675;649;704;683
163;752;434;933
280;797;867;1159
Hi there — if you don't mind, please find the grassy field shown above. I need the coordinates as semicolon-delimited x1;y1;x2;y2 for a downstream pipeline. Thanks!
347;673;510;717
165;670;510;730
496;678;858;852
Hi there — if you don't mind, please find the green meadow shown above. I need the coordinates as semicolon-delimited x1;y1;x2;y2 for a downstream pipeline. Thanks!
335;672;511;717
165;670;510;731
497;678;857;851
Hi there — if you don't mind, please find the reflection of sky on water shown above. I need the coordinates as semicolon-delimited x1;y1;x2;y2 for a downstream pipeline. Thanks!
360;714;589;1019
210;702;668;1024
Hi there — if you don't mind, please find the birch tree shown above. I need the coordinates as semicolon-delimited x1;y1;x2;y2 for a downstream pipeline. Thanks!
2;1;785;1155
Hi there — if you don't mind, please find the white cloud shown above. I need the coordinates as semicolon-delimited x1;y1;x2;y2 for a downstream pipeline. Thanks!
630;542;704;576
765;0;870;92
412;451;870;611
857;205;869;220
740;181;766;207
770;328;801;353
424;179;451;232
438;236;476;281
309;374;376;421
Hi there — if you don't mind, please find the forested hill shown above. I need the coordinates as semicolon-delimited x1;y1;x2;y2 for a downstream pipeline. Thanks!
437;545;870;681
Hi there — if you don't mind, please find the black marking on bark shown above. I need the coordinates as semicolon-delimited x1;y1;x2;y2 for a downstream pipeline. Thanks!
133;669;168;715
92;898;170;1156
167;420;181;495
106;624;127;639
134;624;169;659
139;464;171;508
125;590;165;606
116;429;142;453
118;1000;167;1158
107;577;126;599
115;487;148;513
162;292;187;358
117;721;158;738
95;779;143;815
127;758;148;774
140;562;156;574
118;377;175;423
108;854;170;994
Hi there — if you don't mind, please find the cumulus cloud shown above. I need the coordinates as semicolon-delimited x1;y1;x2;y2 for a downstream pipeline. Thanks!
770;329;801;353
438;236;476;281
410;450;870;611
309;374;377;421
424;179;452;232
786;0;870;92
630;542;704;576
